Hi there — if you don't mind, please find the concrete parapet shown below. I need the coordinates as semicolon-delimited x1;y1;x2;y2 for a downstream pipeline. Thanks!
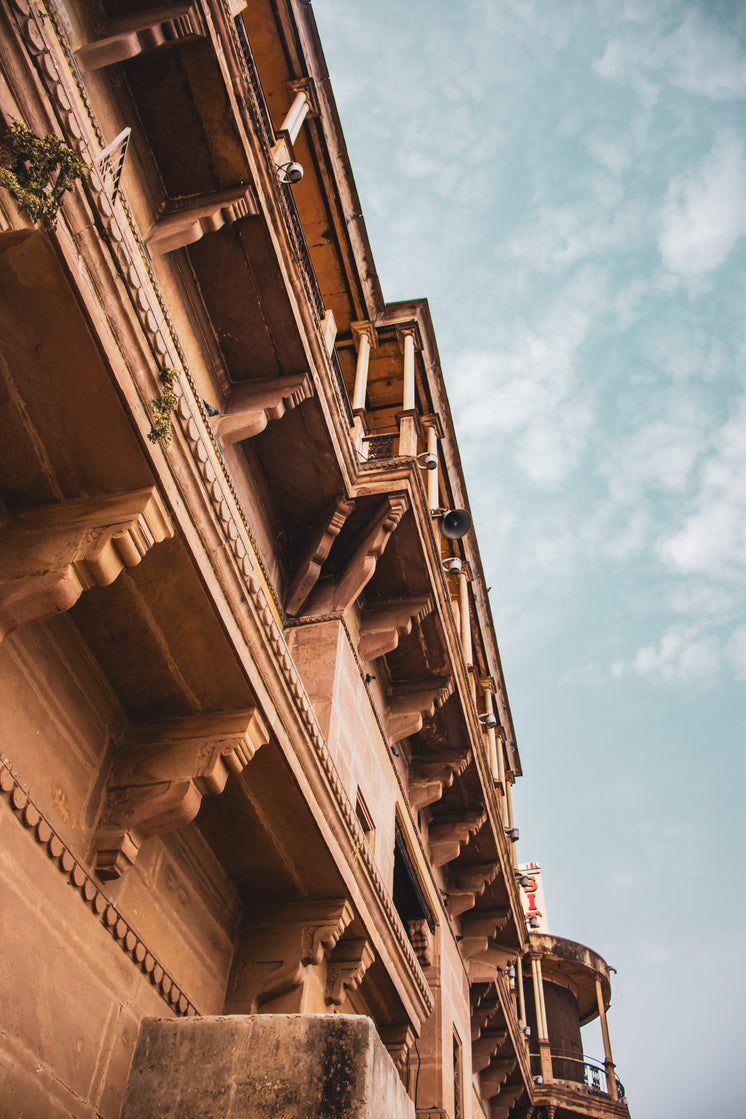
120;1013;416;1119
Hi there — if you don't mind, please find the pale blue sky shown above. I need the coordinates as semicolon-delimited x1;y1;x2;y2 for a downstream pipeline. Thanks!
312;1;746;1115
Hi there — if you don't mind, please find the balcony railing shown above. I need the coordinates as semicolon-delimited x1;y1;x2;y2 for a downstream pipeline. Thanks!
363;433;397;461
530;1051;625;1101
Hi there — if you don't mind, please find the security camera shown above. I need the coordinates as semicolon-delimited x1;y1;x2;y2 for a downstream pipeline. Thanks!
479;713;498;729
277;161;304;184
442;556;462;574
416;451;438;470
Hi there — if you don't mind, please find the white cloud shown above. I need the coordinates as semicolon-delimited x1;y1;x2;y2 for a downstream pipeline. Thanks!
726;625;746;680
614;624;721;683
658;132;746;277
659;395;746;580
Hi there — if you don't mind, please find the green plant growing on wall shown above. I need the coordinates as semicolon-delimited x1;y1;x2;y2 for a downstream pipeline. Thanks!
147;369;179;449
0;119;90;231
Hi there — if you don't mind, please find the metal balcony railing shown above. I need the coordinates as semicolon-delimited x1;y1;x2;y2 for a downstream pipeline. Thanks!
530;1051;626;1101
363;433;397;461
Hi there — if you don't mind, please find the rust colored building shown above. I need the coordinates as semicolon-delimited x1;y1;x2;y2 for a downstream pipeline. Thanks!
0;1;630;1116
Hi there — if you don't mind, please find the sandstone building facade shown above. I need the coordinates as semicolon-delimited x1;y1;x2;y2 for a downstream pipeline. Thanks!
0;1;629;1116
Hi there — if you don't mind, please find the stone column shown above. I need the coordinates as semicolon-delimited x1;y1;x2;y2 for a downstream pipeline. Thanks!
596;976;618;1100
396;326;419;457
458;570;472;665
517;956;527;1030
480;679;498;778
280;89;311;144
531;956;553;1084
425;423;439;509
351;321;377;451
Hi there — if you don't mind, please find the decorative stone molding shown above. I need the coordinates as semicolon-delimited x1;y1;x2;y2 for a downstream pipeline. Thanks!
214;373;314;445
407;917;434;968
147;185;258;254
303;494;409;615
0;754;198;1016
227;900;354;1013
285;496;356;616
0;488;173;641
386;676;453;744
409;749;471;811
95;709;269;878
75;2;206;72
428;809;486;867
358;594;433;660
325;938;375;1006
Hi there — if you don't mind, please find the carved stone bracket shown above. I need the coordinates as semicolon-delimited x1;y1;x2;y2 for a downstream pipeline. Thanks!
325;938;374;1005
214;374;314;446
490;1084;525;1119
481;1059;517;1100
304;494;409;615
285;496;355;617
429;809;486;867
358;594;433;660
407;917;434;968
379;1024;416;1078
147;186;258;254
471;995;501;1042
95;708;269;878
450;862;500;896
386;676;453;744
409;749;470;811
461;908;512;940
75;2;206;71
473;1028;509;1073
0;488;173;641
226;900;354;1014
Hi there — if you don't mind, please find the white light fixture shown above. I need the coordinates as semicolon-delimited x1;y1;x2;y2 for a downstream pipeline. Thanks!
276;160;304;184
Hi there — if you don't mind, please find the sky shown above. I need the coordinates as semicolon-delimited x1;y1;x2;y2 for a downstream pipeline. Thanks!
312;2;746;1116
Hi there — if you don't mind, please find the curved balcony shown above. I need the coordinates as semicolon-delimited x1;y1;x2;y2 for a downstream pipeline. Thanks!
522;933;630;1117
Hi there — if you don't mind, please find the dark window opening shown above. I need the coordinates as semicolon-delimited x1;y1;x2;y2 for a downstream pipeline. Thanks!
393;819;435;933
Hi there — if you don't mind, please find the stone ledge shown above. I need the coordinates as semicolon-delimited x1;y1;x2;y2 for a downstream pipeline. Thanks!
120;1013;416;1119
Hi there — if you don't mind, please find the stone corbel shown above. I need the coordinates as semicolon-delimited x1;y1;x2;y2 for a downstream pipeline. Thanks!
407;917;434;968
285;496;356;616
428;809;486;867
461;908;512;940
95;708;269;878
386;676;452;743
471;996;501;1041
409;749;470;811
358;594;433;660
490;1084;524;1119
481;1059;516;1100
226;900;354;1014
147;185;258;254
304;494;409;615
75;2;205;72
214;374;314;446
379;1025;416;1078
325;938;374;1006
0;488;173;642
467;944;516;984
473;1029;509;1073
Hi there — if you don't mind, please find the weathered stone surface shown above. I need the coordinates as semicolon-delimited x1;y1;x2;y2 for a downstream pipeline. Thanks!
120;1014;416;1119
